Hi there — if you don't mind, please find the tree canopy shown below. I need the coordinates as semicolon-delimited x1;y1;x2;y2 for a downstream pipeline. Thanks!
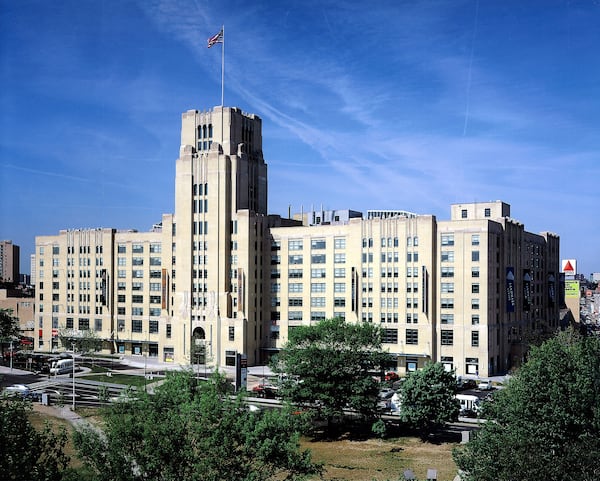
73;370;322;481
453;329;600;481
399;361;460;437
0;308;20;340
272;317;393;426
0;397;70;481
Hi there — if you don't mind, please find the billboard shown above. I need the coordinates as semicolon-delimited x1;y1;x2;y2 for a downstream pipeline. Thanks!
561;259;577;275
506;267;515;312
565;280;580;299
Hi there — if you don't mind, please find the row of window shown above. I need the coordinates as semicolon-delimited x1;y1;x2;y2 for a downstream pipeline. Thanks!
380;329;480;347
441;234;480;246
441;250;480;262
117;243;161;254
117;270;163;279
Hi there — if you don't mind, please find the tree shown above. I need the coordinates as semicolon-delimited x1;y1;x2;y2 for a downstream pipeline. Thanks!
73;371;322;481
0;397;70;481
453;329;600;481
0;308;20;361
399;361;459;437
58;327;102;354
272;317;393;427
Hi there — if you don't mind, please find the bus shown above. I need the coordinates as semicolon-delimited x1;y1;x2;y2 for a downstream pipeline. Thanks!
50;358;74;375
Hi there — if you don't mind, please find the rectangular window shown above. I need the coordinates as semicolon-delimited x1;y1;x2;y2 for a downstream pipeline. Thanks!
441;267;454;278
288;311;303;321
441;251;454;262
288;283;303;293
382;329;398;344
472;299;480;310
289;269;303;278
150;257;161;266
289;255;303;265
149;320;159;333
288;240;303;250
334;253;346;264
334;237;346;249
441;314;454;324
441;298;454;309
132;307;143;316
484;208;491;217
334;268;345;278
150;243;161;253
472;283;480;294
166;324;172;338
228;326;235;341
149;308;161;317
132;244;144;254
441;282;454;293
311;297;326;307
132;295;144;303
461;209;467;219
311;239;326;249
406;329;418;345
471;331;479;347
472;267;480;278
441;234;454;246
471;234;480;246
310;312;326;322
132;319;143;333
118;257;127;266
79;318;90;331
311;254;326;264
288;298;303;307
311;268;326;278
334;282;346;293
472;315;480;325
311;283;326;293
472;251;480;262
94;318;102;331
333;297;345;307
441;330;454;345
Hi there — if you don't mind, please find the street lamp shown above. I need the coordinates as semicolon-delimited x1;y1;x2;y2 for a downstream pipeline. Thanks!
71;342;76;410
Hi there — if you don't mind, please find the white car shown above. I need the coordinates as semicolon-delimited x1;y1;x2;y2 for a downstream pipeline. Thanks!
477;380;493;391
2;384;31;398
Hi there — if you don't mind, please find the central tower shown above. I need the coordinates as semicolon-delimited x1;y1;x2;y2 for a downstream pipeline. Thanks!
172;106;269;367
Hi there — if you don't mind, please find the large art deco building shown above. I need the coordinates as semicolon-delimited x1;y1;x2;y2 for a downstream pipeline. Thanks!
35;106;560;377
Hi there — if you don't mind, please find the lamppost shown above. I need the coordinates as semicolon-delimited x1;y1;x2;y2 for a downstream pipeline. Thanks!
71;342;76;410
9;339;13;372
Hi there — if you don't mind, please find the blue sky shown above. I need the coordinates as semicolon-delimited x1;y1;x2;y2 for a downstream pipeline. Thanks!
1;0;599;276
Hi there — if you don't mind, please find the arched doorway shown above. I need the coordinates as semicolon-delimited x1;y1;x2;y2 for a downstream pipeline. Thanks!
192;327;206;364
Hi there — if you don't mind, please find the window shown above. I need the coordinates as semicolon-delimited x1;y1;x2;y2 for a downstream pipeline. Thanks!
441;251;454;262
150;282;161;291
472;283;480;294
288;239;303;250
441;298;454;309
311;254;326;264
484;208;491;217
132;244;144;253
472;299;480;309
472;267;480;278
382;329;398;344
149;320;159;333
150;257;161;266
118;294;126;303
441;234;454;246
311;297;325;307
288;283;303;293
471;331;479;347
228;326;235;341
132;319;142;333
472;251;480;262
149;308;161;317
311;312;326;321
311;239;326;249
311;283;326;293
441;330;454;345
66;318;74;329
150;295;161;304
311;268;326;278
132;307;143;316
166;324;172;338
461;209;467;219
334;253;346;264
132;270;144;278
472;315;480;325
94;318;102;331
406;329;418;345
79;318;90;331
289;269;303;278
334;282;346;292
150;243;161;253
132;295;144;303
288;311;303;321
441;314;454;324
441;282;454;293
471;234;480;246
288;298;303;307
334;297;345;307
334;237;346;249
441;267;454;278
132;282;143;291
289;255;303;265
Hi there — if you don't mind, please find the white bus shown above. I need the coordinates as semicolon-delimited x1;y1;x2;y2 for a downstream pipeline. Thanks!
456;394;481;416
50;358;73;375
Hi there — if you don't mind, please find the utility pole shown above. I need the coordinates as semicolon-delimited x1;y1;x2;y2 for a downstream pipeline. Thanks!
71;342;76;410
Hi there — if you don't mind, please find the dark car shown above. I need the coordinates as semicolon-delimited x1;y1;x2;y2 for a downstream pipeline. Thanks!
456;377;477;391
251;383;279;399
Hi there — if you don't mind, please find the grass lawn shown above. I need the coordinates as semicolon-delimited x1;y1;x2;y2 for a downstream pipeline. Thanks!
77;373;149;388
302;431;460;481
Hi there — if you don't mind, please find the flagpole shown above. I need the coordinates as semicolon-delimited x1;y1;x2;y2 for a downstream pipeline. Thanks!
221;24;225;107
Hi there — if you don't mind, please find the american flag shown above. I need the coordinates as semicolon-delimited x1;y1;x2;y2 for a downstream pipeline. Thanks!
207;29;223;48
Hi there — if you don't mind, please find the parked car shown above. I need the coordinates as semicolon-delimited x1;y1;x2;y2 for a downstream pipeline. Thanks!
477;380;494;391
384;371;400;382
456;377;477;391
251;383;279;399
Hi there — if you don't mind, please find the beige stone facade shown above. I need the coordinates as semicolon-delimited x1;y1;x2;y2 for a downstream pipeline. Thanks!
33;106;561;377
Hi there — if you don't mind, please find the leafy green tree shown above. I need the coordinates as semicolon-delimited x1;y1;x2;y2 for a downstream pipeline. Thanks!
0;308;20;360
272;317;393;427
399;361;459;437
0;397;70;481
73;371;322;481
453;328;600;481
58;327;102;354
